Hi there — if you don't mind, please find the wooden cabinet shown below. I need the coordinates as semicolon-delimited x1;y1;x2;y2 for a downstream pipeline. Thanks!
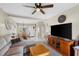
48;35;57;48
48;35;53;46
60;39;74;56
48;35;74;56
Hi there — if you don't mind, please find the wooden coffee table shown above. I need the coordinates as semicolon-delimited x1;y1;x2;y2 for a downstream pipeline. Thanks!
29;44;51;56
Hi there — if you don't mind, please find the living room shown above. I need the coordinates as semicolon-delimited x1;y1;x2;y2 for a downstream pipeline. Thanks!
0;2;79;57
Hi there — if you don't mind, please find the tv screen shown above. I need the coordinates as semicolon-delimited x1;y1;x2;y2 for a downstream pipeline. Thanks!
51;23;72;39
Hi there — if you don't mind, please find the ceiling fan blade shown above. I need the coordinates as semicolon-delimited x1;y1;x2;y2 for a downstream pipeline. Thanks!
35;3;38;7
39;3;41;7
23;5;35;8
40;9;45;14
32;10;36;14
41;4;53;8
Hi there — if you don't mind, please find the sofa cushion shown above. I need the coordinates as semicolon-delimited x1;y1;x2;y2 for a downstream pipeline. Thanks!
0;37;7;50
5;45;23;56
0;42;11;56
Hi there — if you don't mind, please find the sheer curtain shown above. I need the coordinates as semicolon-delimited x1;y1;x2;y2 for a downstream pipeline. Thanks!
17;23;36;38
35;22;50;44
36;22;50;39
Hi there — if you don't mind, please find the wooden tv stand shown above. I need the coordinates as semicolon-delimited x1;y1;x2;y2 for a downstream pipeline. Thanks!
48;35;75;56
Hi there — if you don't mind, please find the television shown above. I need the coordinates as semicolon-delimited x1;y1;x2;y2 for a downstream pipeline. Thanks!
51;23;72;39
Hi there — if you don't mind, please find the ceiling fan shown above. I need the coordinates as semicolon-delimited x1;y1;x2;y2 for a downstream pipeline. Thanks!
23;3;54;14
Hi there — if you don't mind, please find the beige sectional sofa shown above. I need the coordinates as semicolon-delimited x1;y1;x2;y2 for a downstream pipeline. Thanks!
0;35;23;56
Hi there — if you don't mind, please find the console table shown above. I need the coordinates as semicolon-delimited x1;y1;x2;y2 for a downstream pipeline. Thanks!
48;35;75;56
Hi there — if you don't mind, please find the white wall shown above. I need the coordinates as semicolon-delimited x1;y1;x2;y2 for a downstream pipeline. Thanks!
44;5;79;40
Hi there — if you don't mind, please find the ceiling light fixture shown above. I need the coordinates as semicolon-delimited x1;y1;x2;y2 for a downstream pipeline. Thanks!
36;8;40;12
